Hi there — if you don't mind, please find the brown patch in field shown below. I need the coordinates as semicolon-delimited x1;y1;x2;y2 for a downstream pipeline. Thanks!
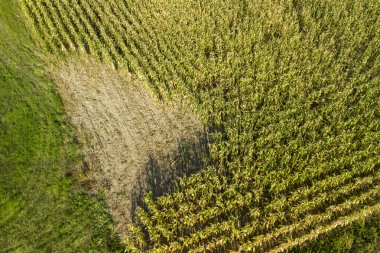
51;56;204;237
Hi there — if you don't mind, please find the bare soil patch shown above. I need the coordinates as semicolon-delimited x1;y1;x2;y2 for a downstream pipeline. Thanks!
51;56;205;237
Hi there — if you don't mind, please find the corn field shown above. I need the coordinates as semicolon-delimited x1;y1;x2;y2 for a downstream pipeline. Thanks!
19;0;380;252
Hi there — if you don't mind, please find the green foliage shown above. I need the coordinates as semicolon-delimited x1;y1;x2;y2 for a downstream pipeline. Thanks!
19;0;380;252
0;1;120;252
291;213;380;253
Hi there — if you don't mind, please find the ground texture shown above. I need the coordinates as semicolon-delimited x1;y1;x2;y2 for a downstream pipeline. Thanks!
52;57;204;236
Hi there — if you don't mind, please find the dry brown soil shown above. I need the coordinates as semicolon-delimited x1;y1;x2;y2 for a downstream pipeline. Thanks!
51;56;204;237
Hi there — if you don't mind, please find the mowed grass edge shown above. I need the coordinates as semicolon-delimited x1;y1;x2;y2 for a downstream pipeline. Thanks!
0;1;121;252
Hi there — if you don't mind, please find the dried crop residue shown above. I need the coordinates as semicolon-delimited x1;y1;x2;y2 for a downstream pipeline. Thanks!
52;57;203;237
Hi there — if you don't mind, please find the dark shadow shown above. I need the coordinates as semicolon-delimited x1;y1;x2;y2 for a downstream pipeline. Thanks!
130;131;210;221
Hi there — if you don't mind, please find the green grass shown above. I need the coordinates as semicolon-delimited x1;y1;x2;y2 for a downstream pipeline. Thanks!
0;1;119;252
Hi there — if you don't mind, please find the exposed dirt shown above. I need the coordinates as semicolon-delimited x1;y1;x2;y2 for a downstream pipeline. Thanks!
51;56;204;237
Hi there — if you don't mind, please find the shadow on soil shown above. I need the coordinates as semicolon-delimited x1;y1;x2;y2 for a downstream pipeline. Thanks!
130;131;210;220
